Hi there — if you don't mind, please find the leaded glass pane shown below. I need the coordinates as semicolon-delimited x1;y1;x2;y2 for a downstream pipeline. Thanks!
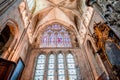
38;55;46;59
47;76;54;80
58;70;65;75
37;59;45;64
58;64;64;69
67;64;75;69
67;54;73;59
47;54;55;80
40;24;72;48
58;59;64;63
36;64;45;69
48;64;55;69
67;59;74;63
35;70;44;76
67;54;77;80
48;70;54;75
57;54;65;80
34;53;78;80
69;75;77;80
49;59;55;63
34;76;43;80
49;54;54;59
58;54;64;58
68;69;77;75
34;55;46;80
58;76;65;80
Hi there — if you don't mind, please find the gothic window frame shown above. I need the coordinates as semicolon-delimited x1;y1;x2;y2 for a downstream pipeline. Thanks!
33;51;80;80
57;52;66;80
66;53;78;80
47;52;56;80
40;24;72;48
34;53;47;80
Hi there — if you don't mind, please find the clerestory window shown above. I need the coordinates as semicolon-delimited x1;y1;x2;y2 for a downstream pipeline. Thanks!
40;24;72;48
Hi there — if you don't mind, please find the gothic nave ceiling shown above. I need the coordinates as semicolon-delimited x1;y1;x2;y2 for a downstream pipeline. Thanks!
27;0;85;43
30;0;83;29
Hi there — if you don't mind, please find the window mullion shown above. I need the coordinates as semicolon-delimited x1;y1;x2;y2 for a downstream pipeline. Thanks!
44;55;49;80
65;53;69;80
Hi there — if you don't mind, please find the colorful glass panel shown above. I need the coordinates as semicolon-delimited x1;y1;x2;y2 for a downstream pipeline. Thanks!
40;24;72;48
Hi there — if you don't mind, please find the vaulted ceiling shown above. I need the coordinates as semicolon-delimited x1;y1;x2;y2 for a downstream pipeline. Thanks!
30;0;83;30
27;0;90;43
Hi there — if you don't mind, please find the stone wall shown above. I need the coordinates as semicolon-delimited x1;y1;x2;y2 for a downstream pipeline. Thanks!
0;0;29;63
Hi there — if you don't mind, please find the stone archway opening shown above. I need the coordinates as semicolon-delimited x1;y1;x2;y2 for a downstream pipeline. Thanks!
0;25;12;56
0;20;19;59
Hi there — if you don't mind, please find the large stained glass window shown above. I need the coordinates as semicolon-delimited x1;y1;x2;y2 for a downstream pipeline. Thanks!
34;52;78;80
40;24;72;48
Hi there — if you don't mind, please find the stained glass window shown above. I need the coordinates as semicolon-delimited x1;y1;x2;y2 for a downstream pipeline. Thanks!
34;54;46;80
67;54;77;80
58;54;65;80
40;24;72;48
34;53;78;80
47;54;55;80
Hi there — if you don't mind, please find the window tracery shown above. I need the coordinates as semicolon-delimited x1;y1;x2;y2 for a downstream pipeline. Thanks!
34;52;78;80
40;24;72;48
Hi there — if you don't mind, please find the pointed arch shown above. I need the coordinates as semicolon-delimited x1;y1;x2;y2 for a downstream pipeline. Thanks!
0;19;19;59
34;54;46;80
39;23;72;48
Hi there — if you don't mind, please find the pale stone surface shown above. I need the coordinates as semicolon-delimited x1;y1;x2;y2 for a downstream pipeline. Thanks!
0;0;118;80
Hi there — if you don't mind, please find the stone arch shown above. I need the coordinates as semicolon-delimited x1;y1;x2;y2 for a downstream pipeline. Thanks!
6;19;19;38
33;22;78;48
65;50;78;65
33;20;76;37
84;34;98;52
48;51;56;55
0;19;19;59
